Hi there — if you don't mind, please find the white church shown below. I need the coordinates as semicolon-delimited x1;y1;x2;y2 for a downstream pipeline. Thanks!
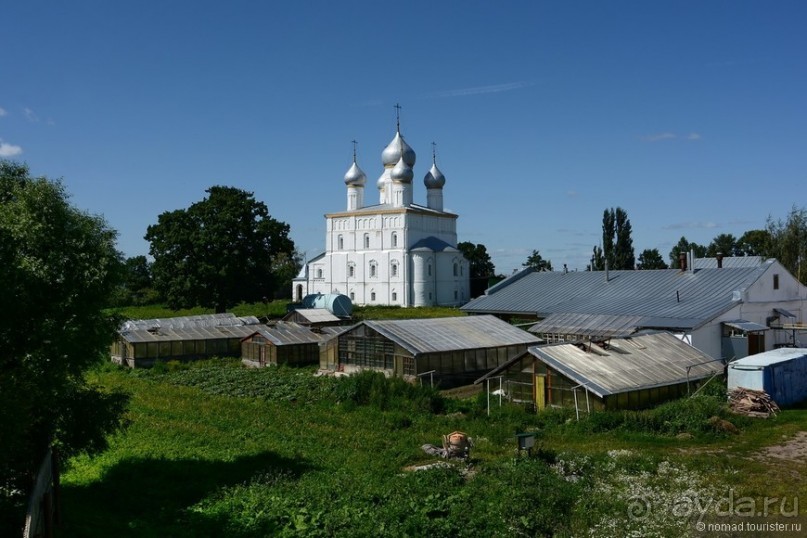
293;120;470;307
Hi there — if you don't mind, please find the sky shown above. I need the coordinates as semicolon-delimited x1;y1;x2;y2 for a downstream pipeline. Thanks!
2;1;805;274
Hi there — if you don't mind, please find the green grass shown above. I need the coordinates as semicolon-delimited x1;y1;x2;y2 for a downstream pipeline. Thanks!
57;363;807;537
108;302;464;323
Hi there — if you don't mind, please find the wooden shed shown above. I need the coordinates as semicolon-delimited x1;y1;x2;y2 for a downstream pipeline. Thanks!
476;332;724;415
241;323;323;367
281;308;344;328
322;315;542;387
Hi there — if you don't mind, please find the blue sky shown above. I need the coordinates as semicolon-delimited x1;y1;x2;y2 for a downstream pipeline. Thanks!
2;1;805;274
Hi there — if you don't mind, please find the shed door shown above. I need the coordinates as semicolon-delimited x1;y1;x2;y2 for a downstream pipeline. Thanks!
749;333;765;355
534;375;546;410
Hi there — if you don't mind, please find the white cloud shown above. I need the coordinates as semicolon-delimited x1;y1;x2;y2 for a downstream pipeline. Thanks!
566;189;578;197
641;132;677;142
0;140;23;157
23;107;39;122
687;132;702;140
0;107;6;117
427;81;533;99
663;221;718;230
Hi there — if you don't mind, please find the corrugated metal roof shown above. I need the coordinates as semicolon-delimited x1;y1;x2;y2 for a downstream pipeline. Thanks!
410;236;456;252
729;348;807;368
363;315;541;355
694;256;764;269
529;313;644;338
528;332;724;398
249;323;323;346
121;324;258;343
284;309;341;324
121;313;260;331
462;263;775;329
723;320;769;332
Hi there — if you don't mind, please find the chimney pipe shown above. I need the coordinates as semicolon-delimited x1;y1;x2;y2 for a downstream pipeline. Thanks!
689;248;695;272
604;260;610;282
679;252;687;271
716;252;723;269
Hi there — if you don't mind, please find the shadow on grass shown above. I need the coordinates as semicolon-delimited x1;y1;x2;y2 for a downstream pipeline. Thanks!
59;451;316;537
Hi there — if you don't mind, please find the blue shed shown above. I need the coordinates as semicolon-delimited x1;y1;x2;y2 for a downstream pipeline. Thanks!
728;348;807;408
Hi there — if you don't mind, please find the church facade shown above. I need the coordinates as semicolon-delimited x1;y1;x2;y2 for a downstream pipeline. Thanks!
293;124;470;307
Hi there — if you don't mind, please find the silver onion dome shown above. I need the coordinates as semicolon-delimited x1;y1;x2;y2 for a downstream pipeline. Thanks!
424;163;445;189
390;156;413;183
381;132;416;167
343;161;366;186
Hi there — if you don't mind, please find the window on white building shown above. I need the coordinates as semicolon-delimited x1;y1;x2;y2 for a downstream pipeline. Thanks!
364;234;370;249
348;264;355;277
453;263;458;276
428;264;432;276
369;262;377;278
316;268;323;279
392;232;398;247
338;234;344;250
371;292;376;301
391;262;398;277
350;292;355;300
392;292;397;301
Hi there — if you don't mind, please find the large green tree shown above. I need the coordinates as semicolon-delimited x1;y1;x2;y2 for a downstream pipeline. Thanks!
637;248;668;270
767;206;807;284
0;161;128;530
668;236;707;266
592;207;635;270
706;233;741;257
523;249;553;271
145;186;296;311
457;241;496;298
737;229;772;256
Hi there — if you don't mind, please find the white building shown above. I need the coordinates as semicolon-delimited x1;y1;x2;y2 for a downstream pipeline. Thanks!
293;125;470;307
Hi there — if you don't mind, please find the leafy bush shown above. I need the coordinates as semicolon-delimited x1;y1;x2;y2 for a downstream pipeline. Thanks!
333;370;446;415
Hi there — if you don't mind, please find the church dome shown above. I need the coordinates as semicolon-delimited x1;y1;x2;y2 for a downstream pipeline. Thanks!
424;163;445;189
390;156;413;183
343;161;366;186
381;132;416;168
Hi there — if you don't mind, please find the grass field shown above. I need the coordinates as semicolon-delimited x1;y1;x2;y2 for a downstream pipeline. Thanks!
57;360;807;537
108;302;466;323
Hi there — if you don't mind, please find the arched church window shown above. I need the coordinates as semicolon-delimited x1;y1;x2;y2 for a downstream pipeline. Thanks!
348;264;355;277
364;234;370;249
350;291;355;300
392;291;397;302
371;291;376;301
338;235;344;250
369;261;377;278
391;262;398;277
428;264;432;277
453;263;458;277
316;268;323;279
391;232;398;247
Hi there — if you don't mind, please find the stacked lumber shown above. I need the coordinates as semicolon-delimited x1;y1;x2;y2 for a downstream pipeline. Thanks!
729;387;780;418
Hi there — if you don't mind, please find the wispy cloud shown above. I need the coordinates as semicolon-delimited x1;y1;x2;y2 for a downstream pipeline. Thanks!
566;189;578;197
663;221;719;230
641;131;702;142
0;107;7;117
641;132;676;142
426;81;533;99
23;107;39;122
0;140;23;157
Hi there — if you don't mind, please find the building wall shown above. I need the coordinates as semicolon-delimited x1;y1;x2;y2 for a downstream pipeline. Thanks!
303;210;469;306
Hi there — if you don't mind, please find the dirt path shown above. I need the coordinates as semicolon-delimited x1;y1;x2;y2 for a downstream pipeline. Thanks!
754;430;807;462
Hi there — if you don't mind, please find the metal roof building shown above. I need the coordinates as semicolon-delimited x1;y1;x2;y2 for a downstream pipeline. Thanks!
476;332;723;413
241;323;324;367
322;315;542;387
462;258;807;361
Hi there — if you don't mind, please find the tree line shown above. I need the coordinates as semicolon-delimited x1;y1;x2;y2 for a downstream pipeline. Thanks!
460;205;807;299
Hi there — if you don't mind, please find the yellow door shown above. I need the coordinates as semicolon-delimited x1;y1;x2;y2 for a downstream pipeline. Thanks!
534;375;545;410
